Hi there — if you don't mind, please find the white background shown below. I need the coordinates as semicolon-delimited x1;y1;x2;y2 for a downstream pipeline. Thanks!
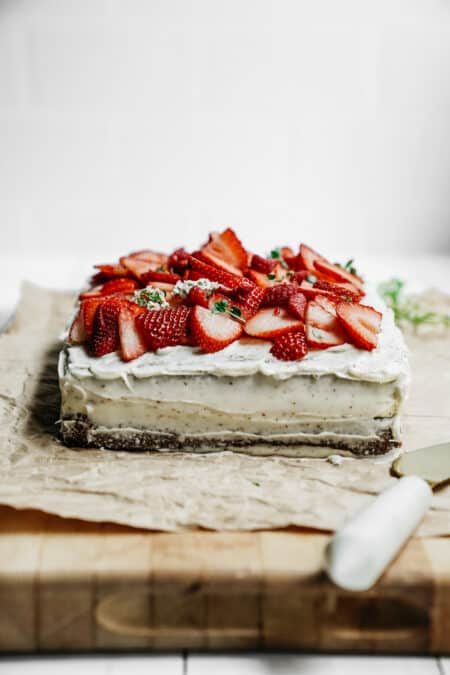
1;0;450;263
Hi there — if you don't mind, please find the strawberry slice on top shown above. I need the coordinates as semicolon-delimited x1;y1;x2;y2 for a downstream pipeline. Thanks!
191;305;243;353
336;302;382;351
118;302;147;362
138;306;192;351
200;228;248;272
314;259;364;291
244;307;303;339
270;326;307;361
305;300;347;349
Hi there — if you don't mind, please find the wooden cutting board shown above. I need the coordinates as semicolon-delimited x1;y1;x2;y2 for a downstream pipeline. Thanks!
1;504;449;654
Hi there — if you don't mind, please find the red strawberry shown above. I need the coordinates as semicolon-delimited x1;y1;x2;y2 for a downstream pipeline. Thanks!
120;255;157;281
68;310;86;344
128;249;168;265
80;278;139;300
287;292;307;320
79;284;103;299
270;327;307;361
280;246;297;269
261;284;296;307
244;307;303;339
246;264;286;289
314;280;364;302
93;263;129;282
168;247;190;275
188;256;242;290
305;301;347;349
101;278;140;294
336;302;382;351
186;286;209;308
297;244;328;272
314;259;364;291
250;254;276;274
81;296;110;339
201;227;248;271
91;298;124;357
236;285;265;318
190;305;243;353
141;269;181;285
138;306;192;350
118;303;147;361
315;295;337;316
194;249;243;277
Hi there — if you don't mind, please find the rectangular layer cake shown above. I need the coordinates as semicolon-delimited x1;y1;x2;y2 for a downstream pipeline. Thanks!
59;230;409;457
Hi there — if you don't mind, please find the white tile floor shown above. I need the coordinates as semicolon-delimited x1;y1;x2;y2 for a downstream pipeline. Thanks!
0;654;448;674
1;253;449;673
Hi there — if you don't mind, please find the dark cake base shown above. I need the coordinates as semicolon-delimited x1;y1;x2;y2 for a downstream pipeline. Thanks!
60;415;400;457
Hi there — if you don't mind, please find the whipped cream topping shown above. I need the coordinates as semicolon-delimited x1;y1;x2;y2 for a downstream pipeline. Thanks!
63;286;409;388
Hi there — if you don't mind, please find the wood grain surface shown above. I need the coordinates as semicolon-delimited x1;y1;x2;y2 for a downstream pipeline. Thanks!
1;504;449;654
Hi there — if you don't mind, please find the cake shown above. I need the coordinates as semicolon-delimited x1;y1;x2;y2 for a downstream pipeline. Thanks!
59;229;409;457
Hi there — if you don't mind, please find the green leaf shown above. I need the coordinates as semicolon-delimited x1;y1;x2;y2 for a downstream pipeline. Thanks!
213;300;228;313
270;249;281;259
230;306;242;318
267;273;276;280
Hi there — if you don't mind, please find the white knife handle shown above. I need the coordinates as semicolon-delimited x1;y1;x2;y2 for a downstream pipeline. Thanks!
325;475;432;591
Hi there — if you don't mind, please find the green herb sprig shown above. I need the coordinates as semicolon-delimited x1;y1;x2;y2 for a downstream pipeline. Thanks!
378;278;450;327
213;299;245;323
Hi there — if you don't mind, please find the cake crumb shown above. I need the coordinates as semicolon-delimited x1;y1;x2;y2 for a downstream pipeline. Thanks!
327;454;343;466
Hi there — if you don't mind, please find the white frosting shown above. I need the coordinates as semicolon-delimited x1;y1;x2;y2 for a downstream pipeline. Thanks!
63;285;409;388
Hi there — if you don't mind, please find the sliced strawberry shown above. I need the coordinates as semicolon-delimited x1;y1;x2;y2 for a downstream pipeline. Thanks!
244;307;303;339
280;246;297;269
186;286;209;308
287;292;307;320
120;255;157;281
79;284;103;300
138;306;192;350
314;259;364;291
79;278;139;300
315;295;337;316
201;227;248;271
297;244;328;272
336;302;382;351
250;254;276;274
168;247;190;275
190;305;243;353
235;285;265;319
128;249;168;265
270;327;307;361
188;256;242;290
91;298;124;357
314;279;364;302
68;310;86;344
246;264;286;289
118;303;147;361
194;249;243;277
93;263;129;281
81;296;110;339
141;269;181;285
261;284;297;307
305;301;347;349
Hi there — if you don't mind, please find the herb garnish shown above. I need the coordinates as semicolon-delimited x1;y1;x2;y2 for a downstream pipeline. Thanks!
213;300;228;313
267;273;276;280
269;248;289;269
306;274;317;283
378;278;450;327
335;258;360;278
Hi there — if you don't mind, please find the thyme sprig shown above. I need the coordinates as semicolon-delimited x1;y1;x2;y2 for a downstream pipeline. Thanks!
378;278;450;327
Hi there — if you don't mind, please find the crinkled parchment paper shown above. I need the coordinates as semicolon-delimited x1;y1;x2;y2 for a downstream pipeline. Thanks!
0;284;449;537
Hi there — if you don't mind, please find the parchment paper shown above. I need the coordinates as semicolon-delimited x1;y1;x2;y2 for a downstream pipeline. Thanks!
0;284;449;537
